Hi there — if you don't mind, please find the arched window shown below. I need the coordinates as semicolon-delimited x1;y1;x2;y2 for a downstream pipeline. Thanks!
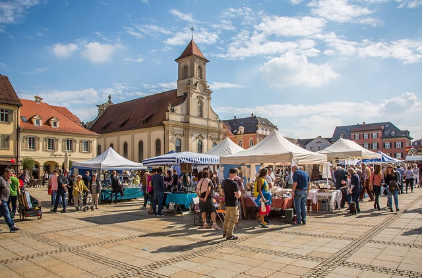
197;140;203;153
97;145;101;156
155;139;161;156
138;140;143;162
175;138;181;153
110;143;114;149
123;142;128;158
198;100;203;117
182;65;188;79
197;66;203;79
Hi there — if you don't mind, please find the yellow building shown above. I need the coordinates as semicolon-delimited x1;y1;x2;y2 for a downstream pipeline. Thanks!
19;96;98;178
0;75;22;174
89;40;224;161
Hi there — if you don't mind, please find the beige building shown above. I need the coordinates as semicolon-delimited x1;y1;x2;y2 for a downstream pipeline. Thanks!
89;40;224;161
0;75;22;174
19;97;98;178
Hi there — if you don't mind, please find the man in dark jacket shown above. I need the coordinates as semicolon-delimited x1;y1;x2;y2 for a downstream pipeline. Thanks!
51;169;68;213
0;168;19;232
334;166;348;208
152;168;165;216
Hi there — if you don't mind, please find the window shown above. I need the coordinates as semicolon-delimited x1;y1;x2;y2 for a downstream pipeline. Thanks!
395;142;402;148
66;139;73;151
198;101;203;117
372;143;378;150
0;109;10;122
0;134;10;149
110;143;114;149
354;134;360;140
155;139;161;156
197;66;203;79
47;138;55;151
182;65;188;79
83;140;89;153
384;142;390;149
97;145;101;156
372;133;378;138
238;141;243;147
175;139;181;153
28;136;36;150
363;133;369;139
34;119;41;126
249;139;254;147
52;121;58;128
197;140;203;153
396;153;402;159
138;141;144;162
123;142;128;158
363;143;369;149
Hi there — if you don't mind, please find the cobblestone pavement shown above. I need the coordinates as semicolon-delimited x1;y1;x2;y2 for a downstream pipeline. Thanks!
0;187;421;278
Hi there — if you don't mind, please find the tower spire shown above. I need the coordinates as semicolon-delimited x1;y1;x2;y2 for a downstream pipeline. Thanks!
190;26;194;40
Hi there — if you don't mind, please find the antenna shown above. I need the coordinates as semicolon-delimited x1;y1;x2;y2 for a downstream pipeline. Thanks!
190;26;194;40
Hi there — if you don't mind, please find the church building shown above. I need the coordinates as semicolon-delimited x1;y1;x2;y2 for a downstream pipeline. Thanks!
89;40;224;161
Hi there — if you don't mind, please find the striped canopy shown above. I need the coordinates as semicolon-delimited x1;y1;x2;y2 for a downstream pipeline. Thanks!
142;151;220;166
360;151;402;164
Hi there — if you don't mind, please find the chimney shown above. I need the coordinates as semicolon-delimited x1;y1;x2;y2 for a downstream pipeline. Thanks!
34;96;43;103
362;122;365;126
234;116;236;120
251;113;254;117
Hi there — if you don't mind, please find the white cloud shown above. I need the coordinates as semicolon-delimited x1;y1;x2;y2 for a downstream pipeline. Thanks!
81;42;122;63
170;9;197;23
309;0;375;23
0;0;41;24
290;0;304;4
52;43;78;57
396;0;422;8
209;82;245;90
124;27;143;39
380;92;422;115
212;19;236;31
126;24;172;39
259;52;339;88
17;67;48;74
290;115;343;138
158;82;177;90
256;16;326;37
164;27;219;46
20;88;101;106
123;55;144;63
221;7;262;26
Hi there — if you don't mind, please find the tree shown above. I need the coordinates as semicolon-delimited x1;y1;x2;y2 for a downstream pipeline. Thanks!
21;157;35;171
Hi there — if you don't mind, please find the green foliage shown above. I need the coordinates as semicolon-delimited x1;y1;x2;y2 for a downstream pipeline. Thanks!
21;157;35;171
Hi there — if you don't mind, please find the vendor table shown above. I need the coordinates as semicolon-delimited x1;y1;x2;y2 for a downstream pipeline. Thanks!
217;195;293;211
100;188;144;204
307;190;342;212
165;192;197;213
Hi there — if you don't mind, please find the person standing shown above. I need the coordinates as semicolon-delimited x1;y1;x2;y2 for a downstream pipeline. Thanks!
51;169;67;213
91;174;101;209
348;168;361;213
7;169;20;218
73;175;89;211
370;165;383;211
292;166;310;225
0;168;19;232
412;163;420;188
110;171;122;204
220;168;241;240
164;170;173;191
385;164;400;212
360;163;373;201
133;171;140;187
403;166;414;193
396;165;405;194
152;168;165;216
171;169;179;191
82;171;91;205
49;170;58;205
67;174;75;205
140;171;150;210
333;166;348;208
255;168;271;228
196;171;220;230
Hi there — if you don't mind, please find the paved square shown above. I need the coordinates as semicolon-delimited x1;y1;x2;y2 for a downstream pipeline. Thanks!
1;188;421;277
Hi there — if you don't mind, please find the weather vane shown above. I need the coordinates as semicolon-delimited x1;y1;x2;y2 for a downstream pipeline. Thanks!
190;26;194;40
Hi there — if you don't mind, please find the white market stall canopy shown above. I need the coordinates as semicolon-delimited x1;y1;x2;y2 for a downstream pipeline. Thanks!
318;138;382;159
142;151;220;166
204;137;245;157
220;129;327;165
406;155;422;162
73;147;146;170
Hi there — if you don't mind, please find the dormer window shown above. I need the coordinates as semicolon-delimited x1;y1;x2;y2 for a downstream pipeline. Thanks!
32;115;42;127
49;117;59;128
34;119;41;126
52;121;58;128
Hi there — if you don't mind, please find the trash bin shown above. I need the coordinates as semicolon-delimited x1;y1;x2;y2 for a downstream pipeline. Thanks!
284;208;294;224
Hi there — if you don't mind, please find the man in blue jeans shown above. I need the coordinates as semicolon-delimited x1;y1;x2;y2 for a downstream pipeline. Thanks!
0;168;20;232
292;165;310;225
152;168;165;216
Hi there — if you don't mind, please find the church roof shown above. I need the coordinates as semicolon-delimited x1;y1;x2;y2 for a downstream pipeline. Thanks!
175;39;209;62
90;90;187;134
0;75;22;106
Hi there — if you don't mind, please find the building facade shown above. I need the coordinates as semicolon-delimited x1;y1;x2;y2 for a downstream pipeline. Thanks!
19;97;98;178
222;114;278;148
0;75;22;173
90;40;223;161
332;122;412;159
297;136;332;152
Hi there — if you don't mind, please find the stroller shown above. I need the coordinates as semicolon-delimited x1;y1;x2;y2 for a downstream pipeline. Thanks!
82;193;94;212
18;190;42;220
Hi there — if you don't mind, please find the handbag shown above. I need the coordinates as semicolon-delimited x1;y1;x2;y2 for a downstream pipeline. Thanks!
388;180;398;192
260;198;266;212
48;182;52;195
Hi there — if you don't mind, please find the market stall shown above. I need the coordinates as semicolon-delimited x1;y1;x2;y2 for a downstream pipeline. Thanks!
318;138;382;160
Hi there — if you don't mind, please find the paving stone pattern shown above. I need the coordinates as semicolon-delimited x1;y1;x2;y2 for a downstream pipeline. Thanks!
0;187;421;278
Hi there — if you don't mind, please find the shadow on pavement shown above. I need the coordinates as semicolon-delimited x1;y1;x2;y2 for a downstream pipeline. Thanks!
402;228;422;236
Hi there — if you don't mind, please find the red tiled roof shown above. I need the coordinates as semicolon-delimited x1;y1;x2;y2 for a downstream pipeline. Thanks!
0;75;22;106
175;40;209;62
50;105;81;124
90;90;186;134
350;125;384;132
19;99;97;135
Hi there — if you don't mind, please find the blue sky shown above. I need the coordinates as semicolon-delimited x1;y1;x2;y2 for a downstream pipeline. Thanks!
0;0;421;140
